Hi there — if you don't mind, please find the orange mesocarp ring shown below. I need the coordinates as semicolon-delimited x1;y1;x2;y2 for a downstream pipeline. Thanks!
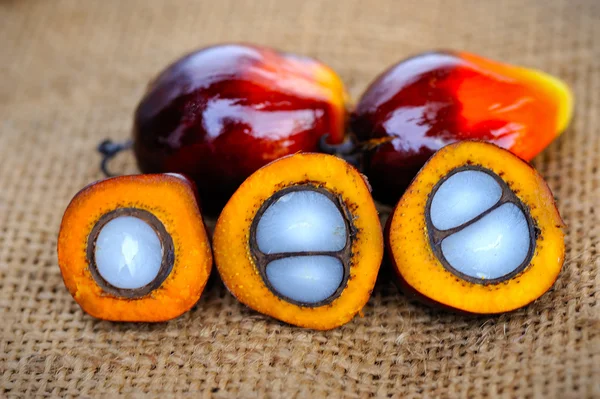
386;141;565;314
213;153;384;330
57;174;212;322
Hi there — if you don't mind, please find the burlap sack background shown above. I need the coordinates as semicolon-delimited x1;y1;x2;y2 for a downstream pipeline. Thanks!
1;0;599;397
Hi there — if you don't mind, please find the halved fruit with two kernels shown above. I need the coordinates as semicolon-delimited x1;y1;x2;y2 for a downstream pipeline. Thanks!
213;153;384;330
387;141;565;314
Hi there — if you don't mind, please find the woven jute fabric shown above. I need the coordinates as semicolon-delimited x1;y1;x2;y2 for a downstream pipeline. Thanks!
1;0;599;397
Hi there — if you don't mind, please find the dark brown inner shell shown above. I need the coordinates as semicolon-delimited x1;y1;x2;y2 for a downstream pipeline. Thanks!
425;165;536;285
86;207;175;298
249;184;356;307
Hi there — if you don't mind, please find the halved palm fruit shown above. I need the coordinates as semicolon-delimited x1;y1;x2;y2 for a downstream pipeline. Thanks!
386;141;565;314
57;174;212;322
213;153;383;330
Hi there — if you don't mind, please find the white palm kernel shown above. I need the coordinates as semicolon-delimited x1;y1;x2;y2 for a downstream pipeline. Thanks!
256;190;347;253
95;216;163;289
430;170;502;230
265;256;344;304
441;203;530;280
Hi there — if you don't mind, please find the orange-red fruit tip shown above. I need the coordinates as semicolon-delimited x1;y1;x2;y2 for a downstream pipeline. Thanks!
351;50;573;204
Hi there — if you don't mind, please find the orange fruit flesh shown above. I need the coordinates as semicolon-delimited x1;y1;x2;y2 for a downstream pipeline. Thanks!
213;153;383;330
456;51;573;160
57;174;212;322
387;141;565;314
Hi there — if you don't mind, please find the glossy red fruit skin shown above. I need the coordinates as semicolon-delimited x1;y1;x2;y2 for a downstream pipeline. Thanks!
350;51;571;204
133;44;347;214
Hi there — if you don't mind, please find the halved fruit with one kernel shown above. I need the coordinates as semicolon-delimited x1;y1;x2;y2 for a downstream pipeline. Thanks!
133;43;349;213
213;153;383;330
57;174;212;322
386;141;565;314
352;51;574;204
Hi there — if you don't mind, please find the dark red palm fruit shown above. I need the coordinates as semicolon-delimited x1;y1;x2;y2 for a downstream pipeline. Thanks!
133;44;349;214
350;51;573;205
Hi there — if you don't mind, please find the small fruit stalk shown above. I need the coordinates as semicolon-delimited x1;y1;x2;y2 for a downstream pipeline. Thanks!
57;174;213;322
386;141;565;314
133;44;349;214
351;51;573;204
